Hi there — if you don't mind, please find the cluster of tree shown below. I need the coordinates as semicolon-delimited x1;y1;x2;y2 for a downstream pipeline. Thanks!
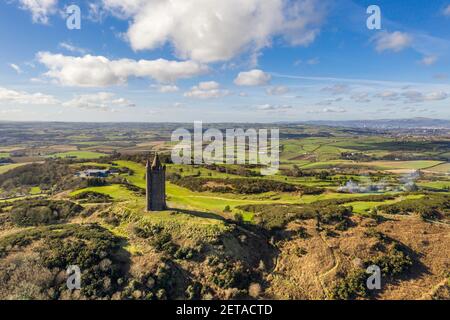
71;191;113;203
378;194;449;220
168;176;324;195
9;199;84;226
312;194;397;207
238;203;352;231
340;152;372;161
331;245;413;300
0;161;83;194
283;165;331;180
106;153;172;166
203;164;262;177
0;158;12;164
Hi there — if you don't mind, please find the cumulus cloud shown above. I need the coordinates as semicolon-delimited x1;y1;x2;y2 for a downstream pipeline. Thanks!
322;107;346;113
184;81;229;99
9;63;22;74
420;55;438;66
374;31;412;53
375;91;400;101
102;0;326;63
151;84;179;93
0;86;58;105
350;93;370;103
316;97;343;106
321;84;349;95
266;86;289;96
63;92;135;111
36;52;209;87
234;69;271;86
402;90;448;103
18;0;58;24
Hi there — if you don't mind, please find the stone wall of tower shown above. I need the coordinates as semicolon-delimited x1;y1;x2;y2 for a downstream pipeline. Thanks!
146;157;166;211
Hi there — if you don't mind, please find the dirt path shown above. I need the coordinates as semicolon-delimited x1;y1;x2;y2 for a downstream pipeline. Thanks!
379;213;450;227
316;231;341;299
419;277;449;300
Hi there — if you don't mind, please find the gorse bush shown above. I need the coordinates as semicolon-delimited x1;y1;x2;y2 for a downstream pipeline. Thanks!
237;203;352;231
0;223;125;299
378;194;449;220
168;176;324;195
71;191;113;203
331;244;413;300
9;200;83;226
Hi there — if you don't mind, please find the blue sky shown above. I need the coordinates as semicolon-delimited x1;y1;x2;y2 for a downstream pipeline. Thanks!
0;0;450;122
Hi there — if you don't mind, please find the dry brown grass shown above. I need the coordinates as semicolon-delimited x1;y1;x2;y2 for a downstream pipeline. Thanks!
265;215;449;300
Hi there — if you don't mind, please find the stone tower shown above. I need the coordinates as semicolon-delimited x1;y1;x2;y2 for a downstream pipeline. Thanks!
146;154;166;211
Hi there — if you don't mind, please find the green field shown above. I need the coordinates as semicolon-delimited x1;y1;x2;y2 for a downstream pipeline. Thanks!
417;181;450;189
48;151;107;159
0;153;10;158
0;163;30;175
427;162;450;173
105;160;409;217
345;194;425;214
70;184;136;201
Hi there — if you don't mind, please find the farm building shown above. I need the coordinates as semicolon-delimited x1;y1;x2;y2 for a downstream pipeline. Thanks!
77;169;110;178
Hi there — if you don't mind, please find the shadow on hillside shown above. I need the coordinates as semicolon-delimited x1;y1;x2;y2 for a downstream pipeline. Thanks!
369;238;430;299
169;207;226;222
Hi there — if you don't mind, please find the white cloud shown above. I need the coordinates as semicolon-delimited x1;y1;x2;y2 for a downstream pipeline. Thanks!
420;55;438;66
321;84;349;95
234;69;271;86
266;86;289;96
375;91;400;101
9;63;22;74
402;90;448;103
374;31;412;53
87;2;108;22
443;5;450;16
184;81;229;99
316;97;343;106
350;92;370;103
37;52;209;87
0;86;58;105
18;0;58;24
59;42;88;55
322;107;346;113
152;84;179;93
256;104;292;111
103;0;326;63
63;92;135;111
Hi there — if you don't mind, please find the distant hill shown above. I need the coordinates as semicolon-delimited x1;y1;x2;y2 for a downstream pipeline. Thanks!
299;118;450;129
